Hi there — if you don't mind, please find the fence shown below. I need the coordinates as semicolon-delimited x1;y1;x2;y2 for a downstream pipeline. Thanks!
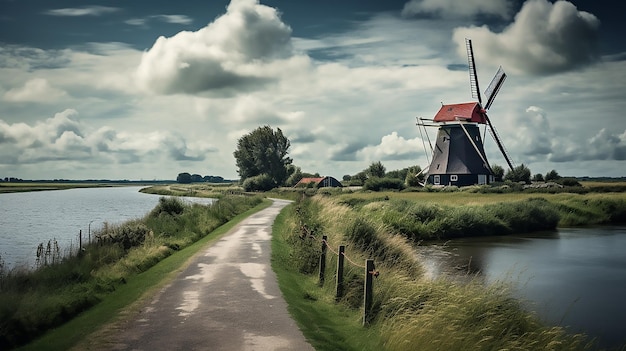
312;233;380;325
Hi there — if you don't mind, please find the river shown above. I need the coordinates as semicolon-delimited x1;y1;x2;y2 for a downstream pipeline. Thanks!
416;226;626;349
0;186;214;270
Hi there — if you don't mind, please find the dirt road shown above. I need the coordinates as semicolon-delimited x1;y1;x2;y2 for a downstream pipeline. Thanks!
85;199;313;351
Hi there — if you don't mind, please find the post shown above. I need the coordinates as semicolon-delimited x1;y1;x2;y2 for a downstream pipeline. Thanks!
336;245;345;301
363;259;375;326
79;229;82;253
319;235;328;286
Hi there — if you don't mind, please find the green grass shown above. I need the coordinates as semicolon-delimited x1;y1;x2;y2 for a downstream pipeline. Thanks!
272;195;599;351
272;206;385;351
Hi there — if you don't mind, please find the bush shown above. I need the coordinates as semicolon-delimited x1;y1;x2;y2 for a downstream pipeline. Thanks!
242;174;276;192
558;177;582;187
150;197;185;217
363;177;405;191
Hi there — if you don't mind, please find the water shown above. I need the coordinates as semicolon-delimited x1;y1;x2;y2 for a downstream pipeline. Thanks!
0;186;214;269
416;227;626;349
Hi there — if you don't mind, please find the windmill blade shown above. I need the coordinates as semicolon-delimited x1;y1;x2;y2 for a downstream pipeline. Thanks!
484;114;515;171
465;38;482;105
484;67;507;110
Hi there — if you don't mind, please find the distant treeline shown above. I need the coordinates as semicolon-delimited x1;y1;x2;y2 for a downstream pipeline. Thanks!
175;172;234;184
0;178;174;184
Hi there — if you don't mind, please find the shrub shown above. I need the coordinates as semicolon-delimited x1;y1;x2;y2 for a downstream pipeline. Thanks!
242;173;276;192
150;197;185;217
363;177;405;191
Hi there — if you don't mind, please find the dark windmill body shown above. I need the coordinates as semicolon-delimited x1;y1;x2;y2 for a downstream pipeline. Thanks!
417;39;515;186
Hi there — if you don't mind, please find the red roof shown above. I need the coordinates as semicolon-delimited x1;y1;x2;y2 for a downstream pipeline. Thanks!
296;177;324;186
433;102;486;124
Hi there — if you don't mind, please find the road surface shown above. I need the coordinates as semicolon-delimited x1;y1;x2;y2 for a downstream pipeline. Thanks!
84;198;314;351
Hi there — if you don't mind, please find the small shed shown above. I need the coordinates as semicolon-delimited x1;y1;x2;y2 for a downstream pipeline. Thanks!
294;176;343;188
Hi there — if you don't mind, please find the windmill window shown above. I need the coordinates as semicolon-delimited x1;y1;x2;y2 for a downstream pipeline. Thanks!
476;135;479;142
451;175;458;181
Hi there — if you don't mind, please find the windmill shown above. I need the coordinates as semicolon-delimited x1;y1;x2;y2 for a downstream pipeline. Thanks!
416;39;515;186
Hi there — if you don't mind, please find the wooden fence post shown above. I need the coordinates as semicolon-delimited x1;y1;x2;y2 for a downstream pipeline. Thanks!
336;245;345;301
319;235;328;286
363;259;374;325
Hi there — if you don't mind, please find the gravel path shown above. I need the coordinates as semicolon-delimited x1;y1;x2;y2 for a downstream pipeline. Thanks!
81;199;313;351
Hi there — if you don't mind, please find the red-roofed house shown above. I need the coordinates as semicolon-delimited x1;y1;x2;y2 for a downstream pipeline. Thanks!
294;176;342;188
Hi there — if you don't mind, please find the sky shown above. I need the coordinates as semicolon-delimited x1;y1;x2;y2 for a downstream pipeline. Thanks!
0;0;625;181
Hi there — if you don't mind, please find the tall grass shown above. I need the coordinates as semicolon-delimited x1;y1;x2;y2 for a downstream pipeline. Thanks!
0;195;262;350
275;195;597;351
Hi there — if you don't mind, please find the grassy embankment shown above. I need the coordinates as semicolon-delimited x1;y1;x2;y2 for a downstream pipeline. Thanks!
273;191;626;351
0;194;266;350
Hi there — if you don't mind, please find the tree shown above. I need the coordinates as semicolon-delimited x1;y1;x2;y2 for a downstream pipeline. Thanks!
504;164;531;184
545;169;561;181
342;174;352;182
176;172;192;184
285;165;303;187
532;173;545;182
491;164;505;182
233;126;292;187
366;161;386;178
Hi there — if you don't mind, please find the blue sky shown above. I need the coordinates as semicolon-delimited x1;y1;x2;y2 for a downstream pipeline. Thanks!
0;0;624;180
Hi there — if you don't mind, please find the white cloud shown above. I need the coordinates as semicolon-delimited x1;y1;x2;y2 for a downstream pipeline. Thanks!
134;0;294;95
152;15;193;25
453;0;600;74
515;106;553;157
43;6;120;17
0;109;213;166
3;78;67;102
356;132;423;162
402;0;513;19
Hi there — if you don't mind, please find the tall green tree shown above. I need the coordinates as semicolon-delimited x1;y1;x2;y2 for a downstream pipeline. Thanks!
366;161;386;178
545;169;561;181
233;126;292;187
176;172;192;184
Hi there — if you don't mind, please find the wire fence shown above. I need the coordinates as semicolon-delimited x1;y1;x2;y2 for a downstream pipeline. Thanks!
299;223;379;325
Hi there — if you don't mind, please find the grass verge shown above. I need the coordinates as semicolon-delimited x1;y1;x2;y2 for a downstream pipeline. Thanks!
271;205;385;351
273;195;598;351
16;199;272;351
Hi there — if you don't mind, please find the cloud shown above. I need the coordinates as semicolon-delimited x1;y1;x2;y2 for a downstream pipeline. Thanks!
125;15;194;27
0;109;212;166
134;0;295;95
152;15;193;25
3;78;67;102
402;0;513;19
356;132;423;162
550;128;626;162
453;0;600;74
515;106;553;157
43;6;120;17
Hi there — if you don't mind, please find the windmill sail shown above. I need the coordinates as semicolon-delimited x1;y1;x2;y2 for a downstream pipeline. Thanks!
465;39;482;105
484;67;507;110
485;115;515;171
